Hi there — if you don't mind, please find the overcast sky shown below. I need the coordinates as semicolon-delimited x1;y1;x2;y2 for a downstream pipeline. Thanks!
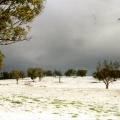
1;0;120;75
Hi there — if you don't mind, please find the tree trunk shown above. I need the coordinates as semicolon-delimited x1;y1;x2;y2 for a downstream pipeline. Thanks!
33;79;35;82
16;79;18;84
103;79;109;89
59;77;61;83
39;77;41;82
105;83;109;89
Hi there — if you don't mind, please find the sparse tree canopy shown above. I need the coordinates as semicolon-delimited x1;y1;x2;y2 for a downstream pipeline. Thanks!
0;50;5;69
0;0;45;45
93;60;120;89
11;69;21;84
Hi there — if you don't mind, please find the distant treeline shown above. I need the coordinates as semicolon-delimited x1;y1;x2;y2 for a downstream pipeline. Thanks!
0;69;87;80
0;71;25;80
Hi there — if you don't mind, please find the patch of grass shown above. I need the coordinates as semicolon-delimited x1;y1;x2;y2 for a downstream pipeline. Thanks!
88;104;93;107
70;101;82;105
11;100;22;104
25;110;31;112
114;113;120;117
96;118;100;120
107;109;112;112
18;96;29;99
103;112;108;117
51;99;67;108
88;104;105;114
51;99;81;109
110;106;117;109
70;101;77;105
3;98;11;102
51;99;66;104
69;101;83;109
42;106;47;108
68;112;73;115
53;112;60;115
95;109;101;113
56;105;61;108
96;115;100;120
72;114;79;118
30;98;40;102
89;107;96;111
51;99;83;111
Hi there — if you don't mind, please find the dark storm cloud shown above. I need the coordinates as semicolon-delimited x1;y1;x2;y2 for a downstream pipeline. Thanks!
1;0;120;75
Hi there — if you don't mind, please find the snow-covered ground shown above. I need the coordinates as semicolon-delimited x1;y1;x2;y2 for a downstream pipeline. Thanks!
0;76;120;120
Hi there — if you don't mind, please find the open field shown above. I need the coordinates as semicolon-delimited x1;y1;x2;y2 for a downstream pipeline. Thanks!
0;76;120;120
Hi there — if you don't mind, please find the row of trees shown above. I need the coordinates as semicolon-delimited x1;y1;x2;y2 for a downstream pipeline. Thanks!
0;68;87;83
1;70;26;84
1;68;43;84
1;70;25;79
44;69;87;77
1;60;120;89
64;69;87;77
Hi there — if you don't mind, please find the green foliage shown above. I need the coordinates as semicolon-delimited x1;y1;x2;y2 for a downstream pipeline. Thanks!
36;68;43;81
72;114;79;118
0;50;5;69
27;68;37;82
11;100;22;104
64;69;76;76
11;70;21;84
53;70;62;77
19;71;26;79
0;0;45;45
44;70;53;76
93;60;120;89
76;70;87;77
27;67;43;82
43;71;46;76
9;72;13;79
1;71;10;79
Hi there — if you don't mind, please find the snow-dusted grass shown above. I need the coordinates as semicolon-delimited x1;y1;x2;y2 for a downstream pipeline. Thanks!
0;76;120;120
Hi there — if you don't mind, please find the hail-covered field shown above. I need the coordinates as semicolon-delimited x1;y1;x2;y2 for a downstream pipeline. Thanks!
0;76;120;120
